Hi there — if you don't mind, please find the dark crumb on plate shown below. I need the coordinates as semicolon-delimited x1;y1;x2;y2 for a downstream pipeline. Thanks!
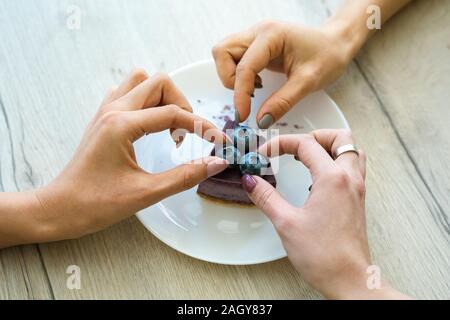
276;122;288;127
294;124;304;129
223;115;231;122
223;105;232;111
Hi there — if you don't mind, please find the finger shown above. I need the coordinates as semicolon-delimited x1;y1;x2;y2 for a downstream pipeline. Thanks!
117;73;192;146
234;36;283;122
212;45;240;90
101;69;149;109
212;44;264;92
312;129;360;180
212;31;255;89
241;175;295;224
109;69;149;104
256;73;310;129
258;134;335;179
358;149;367;180
101;85;118;106
115;73;192;112
214;50;237;90
149;156;228;202
125;105;226;144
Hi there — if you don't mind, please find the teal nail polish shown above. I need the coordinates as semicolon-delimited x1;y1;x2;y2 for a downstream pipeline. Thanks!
258;114;274;129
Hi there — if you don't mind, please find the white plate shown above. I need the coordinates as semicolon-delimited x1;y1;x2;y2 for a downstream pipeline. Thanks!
135;59;349;265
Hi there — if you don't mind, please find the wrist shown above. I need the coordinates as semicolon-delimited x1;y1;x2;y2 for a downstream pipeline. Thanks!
334;282;411;300
24;189;59;244
321;8;372;61
319;262;410;300
32;185;68;243
0;191;55;247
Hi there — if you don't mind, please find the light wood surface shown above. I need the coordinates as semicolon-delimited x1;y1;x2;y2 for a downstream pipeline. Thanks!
0;0;449;299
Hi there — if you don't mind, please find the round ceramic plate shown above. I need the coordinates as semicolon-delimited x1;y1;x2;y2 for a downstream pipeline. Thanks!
135;59;349;265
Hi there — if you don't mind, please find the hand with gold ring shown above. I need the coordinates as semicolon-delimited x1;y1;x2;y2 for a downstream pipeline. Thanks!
240;129;410;299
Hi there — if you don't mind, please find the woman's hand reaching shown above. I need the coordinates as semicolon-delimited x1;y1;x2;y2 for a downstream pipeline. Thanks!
241;130;410;299
212;21;352;128
213;0;411;128
0;70;228;247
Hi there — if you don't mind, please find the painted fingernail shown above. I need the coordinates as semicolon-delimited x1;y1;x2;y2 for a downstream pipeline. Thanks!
258;114;274;129
242;174;257;193
235;109;241;123
206;158;229;178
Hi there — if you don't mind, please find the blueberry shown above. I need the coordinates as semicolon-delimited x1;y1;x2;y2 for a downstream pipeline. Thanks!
233;125;257;154
239;152;270;176
218;145;241;168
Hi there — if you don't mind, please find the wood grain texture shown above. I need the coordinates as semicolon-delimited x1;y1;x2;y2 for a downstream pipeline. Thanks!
327;62;450;299
0;0;448;299
355;0;450;237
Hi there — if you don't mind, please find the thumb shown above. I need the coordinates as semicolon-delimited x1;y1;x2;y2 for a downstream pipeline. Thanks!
241;174;294;223
256;74;311;129
150;156;228;202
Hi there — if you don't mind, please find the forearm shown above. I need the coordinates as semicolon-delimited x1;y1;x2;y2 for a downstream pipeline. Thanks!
323;0;412;59
0;191;47;248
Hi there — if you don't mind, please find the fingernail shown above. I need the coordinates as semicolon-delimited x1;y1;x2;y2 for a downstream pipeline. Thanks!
235;109;241;123
258;114;274;129
241;174;257;193
206;158;229;178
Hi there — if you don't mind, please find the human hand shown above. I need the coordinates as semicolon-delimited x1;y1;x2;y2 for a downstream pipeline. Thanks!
241;130;409;299
32;70;228;242
212;21;353;128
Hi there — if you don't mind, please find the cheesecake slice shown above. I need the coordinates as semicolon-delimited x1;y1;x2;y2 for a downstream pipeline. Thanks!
197;120;277;205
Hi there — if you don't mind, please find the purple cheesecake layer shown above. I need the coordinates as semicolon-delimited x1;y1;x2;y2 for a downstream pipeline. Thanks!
197;170;276;205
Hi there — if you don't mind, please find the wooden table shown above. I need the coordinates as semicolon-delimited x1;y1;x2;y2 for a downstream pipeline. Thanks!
0;0;449;299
